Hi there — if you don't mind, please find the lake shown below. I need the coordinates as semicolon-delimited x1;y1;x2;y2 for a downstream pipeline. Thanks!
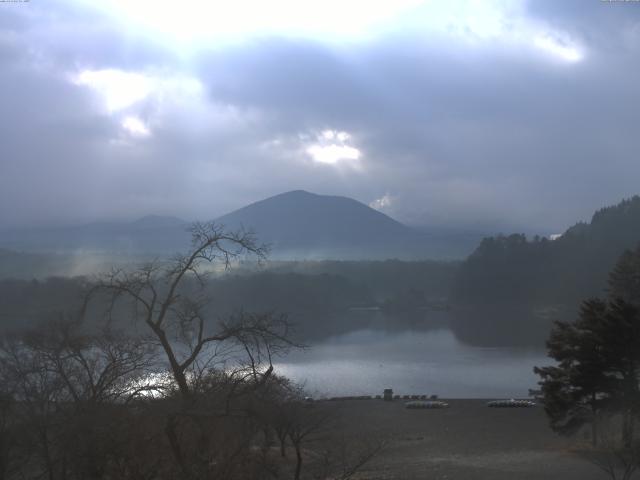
275;328;551;399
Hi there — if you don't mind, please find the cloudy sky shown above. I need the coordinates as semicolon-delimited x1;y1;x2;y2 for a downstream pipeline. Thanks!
1;0;640;233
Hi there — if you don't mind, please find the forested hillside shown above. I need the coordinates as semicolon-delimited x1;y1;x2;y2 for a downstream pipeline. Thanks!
451;196;640;345
0;259;458;340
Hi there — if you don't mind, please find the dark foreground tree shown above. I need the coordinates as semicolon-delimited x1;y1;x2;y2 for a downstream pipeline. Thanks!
534;298;612;443
0;317;157;480
534;298;640;444
609;243;640;306
535;245;640;479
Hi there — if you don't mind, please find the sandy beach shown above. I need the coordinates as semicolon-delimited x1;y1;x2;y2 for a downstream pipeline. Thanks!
325;399;603;479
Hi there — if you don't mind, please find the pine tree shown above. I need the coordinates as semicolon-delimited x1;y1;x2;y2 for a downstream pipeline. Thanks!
534;298;614;444
609;244;640;305
536;243;640;446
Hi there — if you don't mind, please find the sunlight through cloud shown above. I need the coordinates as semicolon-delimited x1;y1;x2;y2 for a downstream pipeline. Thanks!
74;0;587;71
73;69;152;112
369;193;395;212
534;36;583;63
305;130;362;167
306;144;361;165
72;68;204;114
121;116;151;137
80;0;427;46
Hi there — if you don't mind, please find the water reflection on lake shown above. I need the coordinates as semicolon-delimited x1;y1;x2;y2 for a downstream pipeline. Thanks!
275;329;551;399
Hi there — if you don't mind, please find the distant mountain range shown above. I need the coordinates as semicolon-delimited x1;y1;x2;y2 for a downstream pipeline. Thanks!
0;191;485;260
217;190;453;259
0;215;191;254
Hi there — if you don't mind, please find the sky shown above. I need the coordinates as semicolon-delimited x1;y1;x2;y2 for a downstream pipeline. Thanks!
1;0;640;233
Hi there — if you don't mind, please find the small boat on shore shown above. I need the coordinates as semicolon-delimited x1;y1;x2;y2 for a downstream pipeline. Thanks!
487;399;536;408
405;400;449;409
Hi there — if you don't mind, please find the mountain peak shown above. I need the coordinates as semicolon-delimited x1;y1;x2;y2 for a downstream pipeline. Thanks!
215;191;424;259
257;190;366;206
279;189;315;197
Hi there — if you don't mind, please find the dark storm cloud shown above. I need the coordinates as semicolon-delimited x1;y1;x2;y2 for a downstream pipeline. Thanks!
12;1;170;69
1;0;640;234
0;2;223;226
195;27;640;229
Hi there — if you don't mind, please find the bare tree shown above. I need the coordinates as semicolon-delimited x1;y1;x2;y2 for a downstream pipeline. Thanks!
287;402;337;480
587;413;640;480
0;223;380;480
313;434;386;480
0;316;157;480
85;222;295;400
0;386;24;480
82;222;300;479
267;397;385;480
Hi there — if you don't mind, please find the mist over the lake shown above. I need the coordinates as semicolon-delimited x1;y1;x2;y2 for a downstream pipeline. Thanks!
276;328;549;398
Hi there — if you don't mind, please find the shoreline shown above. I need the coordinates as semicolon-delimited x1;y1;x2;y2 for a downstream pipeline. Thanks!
323;399;599;479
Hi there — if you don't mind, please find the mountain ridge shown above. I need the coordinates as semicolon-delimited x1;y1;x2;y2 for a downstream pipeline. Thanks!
0;190;482;259
214;190;426;259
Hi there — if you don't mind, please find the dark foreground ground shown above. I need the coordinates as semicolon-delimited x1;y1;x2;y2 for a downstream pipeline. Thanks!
328;399;605;480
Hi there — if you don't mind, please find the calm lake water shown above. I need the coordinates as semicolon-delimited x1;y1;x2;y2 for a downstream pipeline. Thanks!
275;328;551;399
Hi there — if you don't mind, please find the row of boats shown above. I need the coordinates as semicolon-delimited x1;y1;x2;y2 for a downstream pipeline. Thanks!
405;399;537;409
